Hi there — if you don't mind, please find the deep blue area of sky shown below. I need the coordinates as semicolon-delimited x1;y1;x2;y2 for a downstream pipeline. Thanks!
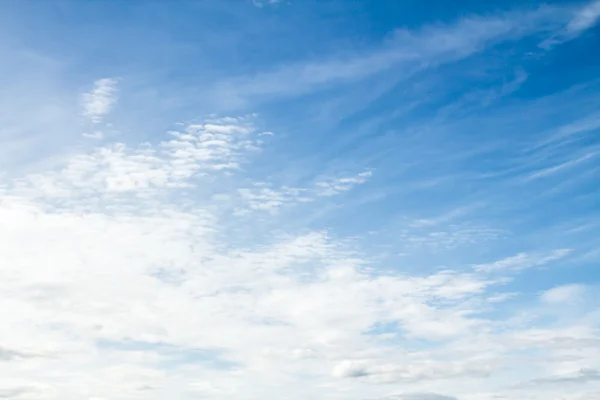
4;0;599;92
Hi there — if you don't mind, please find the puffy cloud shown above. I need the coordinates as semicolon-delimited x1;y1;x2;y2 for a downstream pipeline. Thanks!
2;108;510;399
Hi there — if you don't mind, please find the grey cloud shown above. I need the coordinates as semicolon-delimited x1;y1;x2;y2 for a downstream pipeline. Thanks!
0;346;30;362
333;359;489;384
515;368;600;388
375;394;458;400
0;387;33;398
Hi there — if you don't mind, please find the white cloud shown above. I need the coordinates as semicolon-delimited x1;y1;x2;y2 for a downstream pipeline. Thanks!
473;249;572;273
4;109;518;399
385;394;457;400
1;3;600;394
541;284;588;305
0;118;537;398
14;116;260;201
237;184;310;213
81;78;118;124
399;225;503;251
515;368;600;388
0;65;597;398
212;3;594;107
316;171;373;197
235;170;372;213
567;0;600;35
539;0;600;48
525;152;598;181
82;131;105;140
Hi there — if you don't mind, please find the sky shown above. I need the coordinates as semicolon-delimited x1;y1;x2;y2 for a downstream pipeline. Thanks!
1;0;600;399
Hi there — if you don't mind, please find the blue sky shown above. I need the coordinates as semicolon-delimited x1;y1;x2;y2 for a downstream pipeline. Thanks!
1;1;600;399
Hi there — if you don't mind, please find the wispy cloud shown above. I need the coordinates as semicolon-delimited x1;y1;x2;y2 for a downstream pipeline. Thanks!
315;171;373;197
524;151;599;181
212;2;598;108
81;78;118;124
539;0;600;48
567;1;600;36
534;111;600;149
473;249;573;273
252;0;282;7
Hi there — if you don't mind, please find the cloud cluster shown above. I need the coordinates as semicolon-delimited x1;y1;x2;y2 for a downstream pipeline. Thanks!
1;110;597;400
237;170;372;213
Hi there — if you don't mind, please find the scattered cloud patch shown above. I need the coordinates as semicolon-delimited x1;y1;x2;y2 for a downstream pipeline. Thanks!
81;78;118;124
316;171;373;197
236;170;372;213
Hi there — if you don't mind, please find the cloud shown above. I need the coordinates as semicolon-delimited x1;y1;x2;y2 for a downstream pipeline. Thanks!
540;284;588;305
384;394;458;400
567;0;600;35
252;0;282;7
0;387;35;399
516;368;600;388
14;115;261;201
0;64;596;399
316;171;373;197
236;170;372;213
1;109;511;398
473;249;572;273
238;184;310;213
2;0;600;397
81;78;118;124
399;225;503;251
533;111;600;149
524;152;598;181
539;0;600;48
332;360;370;378
331;358;491;384
0;347;29;362
212;2;595;107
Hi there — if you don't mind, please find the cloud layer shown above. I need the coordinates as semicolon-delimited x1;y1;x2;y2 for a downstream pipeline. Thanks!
1;1;600;399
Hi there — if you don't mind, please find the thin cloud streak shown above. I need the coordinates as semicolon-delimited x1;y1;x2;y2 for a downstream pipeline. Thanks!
213;2;596;107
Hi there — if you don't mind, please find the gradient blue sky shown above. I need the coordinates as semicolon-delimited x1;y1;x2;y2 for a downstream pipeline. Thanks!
1;1;600;400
